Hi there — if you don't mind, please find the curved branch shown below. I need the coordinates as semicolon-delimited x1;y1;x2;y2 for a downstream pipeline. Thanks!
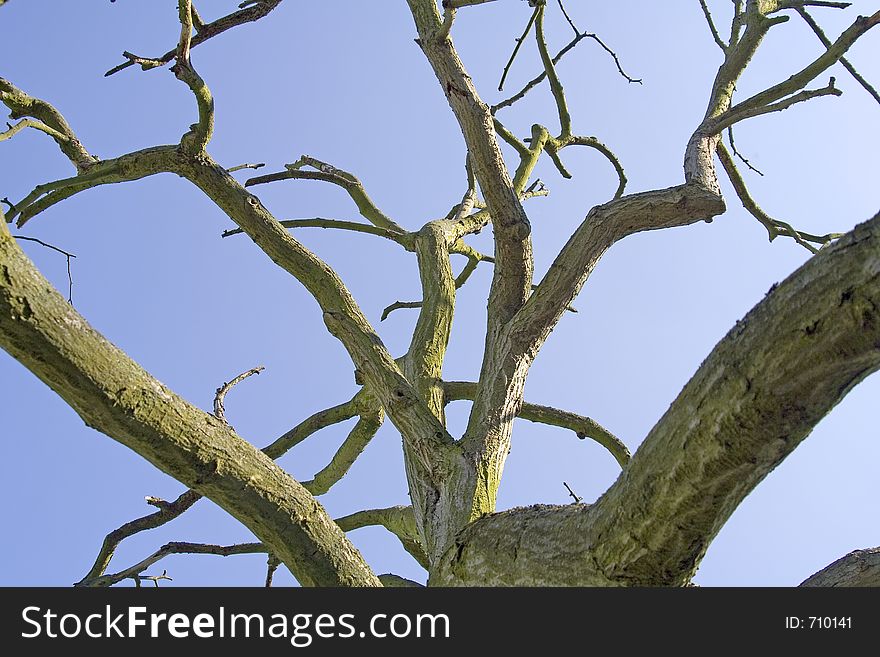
105;1;284;77
512;183;726;369
0;77;96;172
8;145;180;227
262;397;361;460
381;300;424;322
223;218;414;249
247;157;405;234
81;542;267;588
302;408;384;496
213;365;264;424
336;506;428;569
557;135;627;199
171;0;214;154
443;381;630;467
76;490;202;586
717;141;842;252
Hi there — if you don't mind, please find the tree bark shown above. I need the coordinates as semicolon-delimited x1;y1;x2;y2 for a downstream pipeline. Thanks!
0;217;380;587
432;211;880;585
801;548;880;587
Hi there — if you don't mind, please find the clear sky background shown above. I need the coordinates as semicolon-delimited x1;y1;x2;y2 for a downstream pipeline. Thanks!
1;0;878;587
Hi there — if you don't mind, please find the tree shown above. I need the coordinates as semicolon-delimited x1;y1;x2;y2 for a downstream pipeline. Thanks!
1;0;879;587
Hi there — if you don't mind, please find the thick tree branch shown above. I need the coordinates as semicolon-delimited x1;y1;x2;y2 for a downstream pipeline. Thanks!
434;211;880;585
179;155;457;481
0;221;380;586
407;0;533;336
511;184;725;368
399;220;476;562
80;387;369;585
8;145;179;227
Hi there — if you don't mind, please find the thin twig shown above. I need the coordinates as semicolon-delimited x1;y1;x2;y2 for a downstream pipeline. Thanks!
381;300;424;322
563;481;583;504
75;489;203;586
583;31;642;84
492;32;586;113
499;5;540;92
556;0;580;36
105;1;284;76
246;156;405;233
14;236;76;303
213;365;265;424
86;542;266;587
727;126;764;176
0;118;68;143
222;218;412;249
717;141;842;253
797;7;880;105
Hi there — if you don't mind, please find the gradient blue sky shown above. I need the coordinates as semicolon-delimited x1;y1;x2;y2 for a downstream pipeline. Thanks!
1;0;878;587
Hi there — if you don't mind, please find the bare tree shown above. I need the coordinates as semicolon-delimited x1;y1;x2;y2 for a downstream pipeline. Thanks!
1;0;879;587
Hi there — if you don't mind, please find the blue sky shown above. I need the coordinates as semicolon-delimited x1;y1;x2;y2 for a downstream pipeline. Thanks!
1;0;878;586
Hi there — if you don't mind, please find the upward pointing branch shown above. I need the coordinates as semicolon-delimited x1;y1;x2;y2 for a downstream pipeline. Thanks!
0;78;97;172
171;0;214;154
